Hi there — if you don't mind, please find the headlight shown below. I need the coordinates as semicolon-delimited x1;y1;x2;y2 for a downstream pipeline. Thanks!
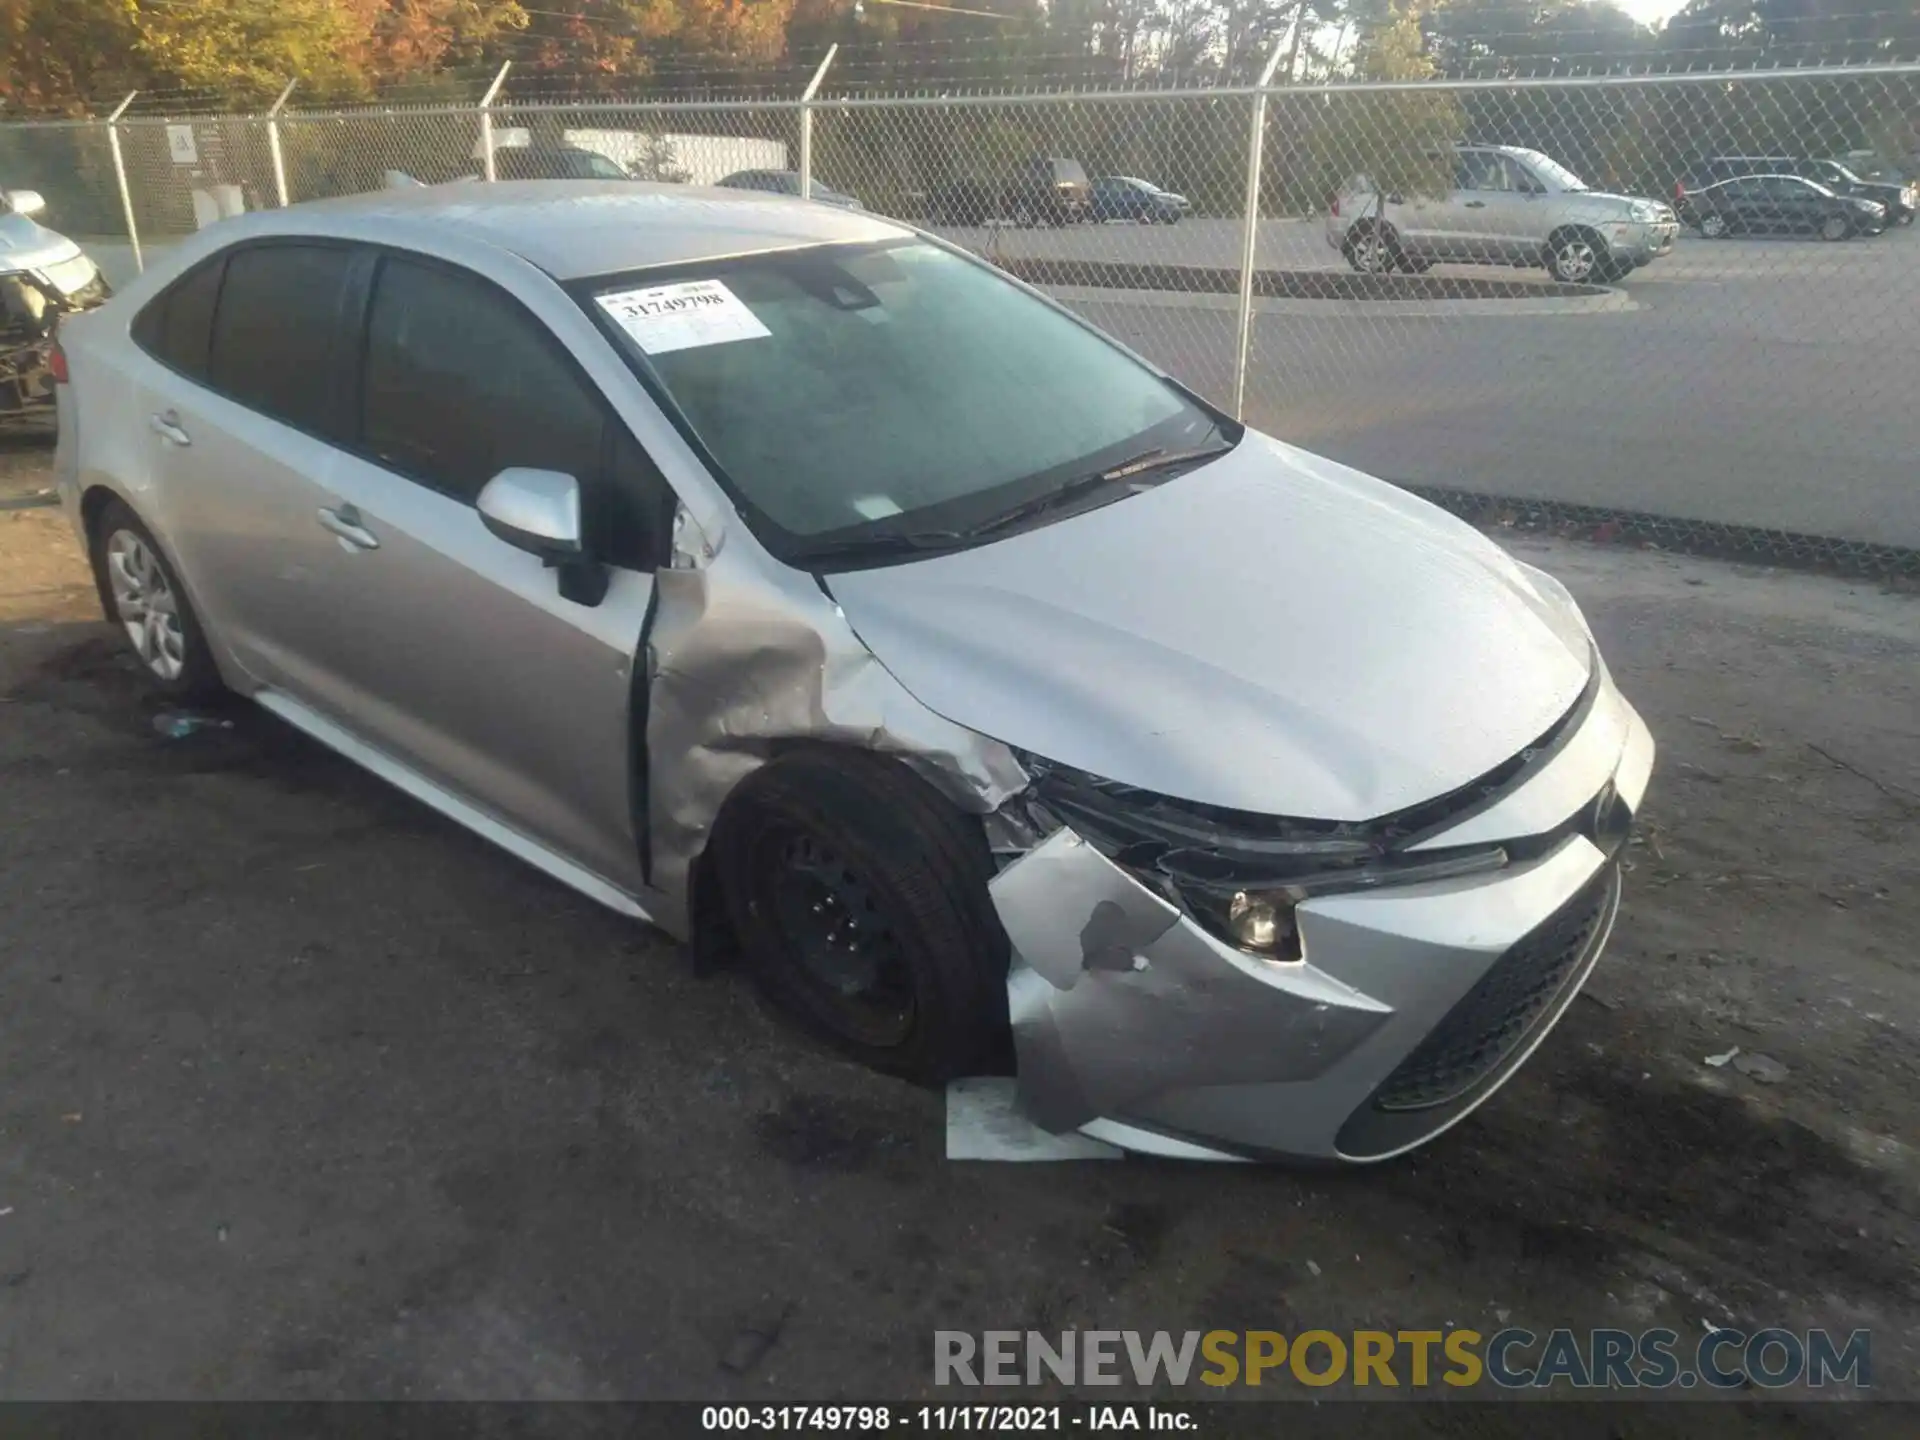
1628;201;1659;222
1014;754;1512;963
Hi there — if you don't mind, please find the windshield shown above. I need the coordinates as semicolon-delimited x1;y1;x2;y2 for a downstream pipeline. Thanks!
1514;149;1588;191
578;239;1230;562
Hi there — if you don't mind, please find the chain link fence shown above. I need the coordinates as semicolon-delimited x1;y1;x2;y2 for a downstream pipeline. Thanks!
5;63;1919;572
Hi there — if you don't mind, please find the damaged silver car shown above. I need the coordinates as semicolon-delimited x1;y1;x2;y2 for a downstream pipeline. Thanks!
54;183;1652;1162
3;187;111;430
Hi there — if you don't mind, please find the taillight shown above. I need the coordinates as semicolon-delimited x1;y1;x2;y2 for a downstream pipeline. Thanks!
48;339;69;384
1330;196;1341;217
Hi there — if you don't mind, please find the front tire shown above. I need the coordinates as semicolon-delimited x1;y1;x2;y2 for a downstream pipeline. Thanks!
89;497;224;703
1546;227;1607;283
711;748;1010;1083
1820;213;1852;242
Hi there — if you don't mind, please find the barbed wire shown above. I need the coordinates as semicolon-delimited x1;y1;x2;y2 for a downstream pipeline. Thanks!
5;10;1920;120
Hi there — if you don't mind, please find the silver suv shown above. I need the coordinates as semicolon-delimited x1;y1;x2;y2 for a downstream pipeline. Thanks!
1327;145;1678;284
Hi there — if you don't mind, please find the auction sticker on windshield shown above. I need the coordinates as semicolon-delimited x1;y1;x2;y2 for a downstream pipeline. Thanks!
596;279;771;354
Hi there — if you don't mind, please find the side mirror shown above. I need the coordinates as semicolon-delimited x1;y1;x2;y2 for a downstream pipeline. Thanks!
5;189;47;217
478;467;583;559
477;467;609;605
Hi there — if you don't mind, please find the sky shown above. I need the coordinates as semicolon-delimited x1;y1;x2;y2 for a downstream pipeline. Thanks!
1615;0;1691;25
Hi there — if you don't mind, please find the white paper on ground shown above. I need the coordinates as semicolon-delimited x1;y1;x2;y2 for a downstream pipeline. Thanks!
944;1077;1123;1162
595;279;771;355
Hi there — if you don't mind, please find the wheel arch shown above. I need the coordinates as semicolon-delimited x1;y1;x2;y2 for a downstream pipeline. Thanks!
683;737;1006;971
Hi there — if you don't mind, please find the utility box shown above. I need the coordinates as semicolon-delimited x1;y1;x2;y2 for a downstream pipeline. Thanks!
190;184;246;229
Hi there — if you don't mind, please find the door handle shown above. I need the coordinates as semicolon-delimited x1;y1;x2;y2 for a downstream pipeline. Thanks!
317;503;380;551
1464;200;1487;209
148;411;191;446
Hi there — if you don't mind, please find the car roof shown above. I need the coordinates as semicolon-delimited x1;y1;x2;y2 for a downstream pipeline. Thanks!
220;181;908;281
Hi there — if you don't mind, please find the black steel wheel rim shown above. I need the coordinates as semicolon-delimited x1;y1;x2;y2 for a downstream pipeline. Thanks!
756;825;915;1048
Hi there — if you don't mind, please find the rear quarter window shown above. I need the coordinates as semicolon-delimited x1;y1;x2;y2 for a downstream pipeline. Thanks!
130;257;225;381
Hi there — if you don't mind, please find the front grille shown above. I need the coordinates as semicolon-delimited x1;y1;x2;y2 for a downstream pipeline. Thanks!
1373;861;1619;1112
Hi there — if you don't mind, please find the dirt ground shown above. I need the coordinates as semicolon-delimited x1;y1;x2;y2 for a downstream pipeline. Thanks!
2;450;1918;1426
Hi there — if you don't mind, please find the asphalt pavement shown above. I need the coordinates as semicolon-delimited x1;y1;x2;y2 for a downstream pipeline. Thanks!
1000;217;1920;548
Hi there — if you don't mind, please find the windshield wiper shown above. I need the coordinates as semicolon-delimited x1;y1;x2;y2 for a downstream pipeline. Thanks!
965;443;1229;538
1097;442;1231;482
795;529;975;565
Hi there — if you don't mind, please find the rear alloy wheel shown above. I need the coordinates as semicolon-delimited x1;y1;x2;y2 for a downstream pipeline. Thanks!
1343;222;1397;274
1820;213;1853;242
712;748;1010;1082
1013;201;1037;228
90;498;224;702
1546;228;1605;283
1699;212;1729;239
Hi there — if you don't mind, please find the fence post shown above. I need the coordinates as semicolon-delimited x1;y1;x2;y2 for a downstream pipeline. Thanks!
1233;40;1290;421
798;45;839;200
266;78;297;207
478;61;512;182
104;92;142;275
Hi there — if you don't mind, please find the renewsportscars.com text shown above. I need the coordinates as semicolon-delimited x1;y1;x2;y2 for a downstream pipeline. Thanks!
934;1327;1871;1391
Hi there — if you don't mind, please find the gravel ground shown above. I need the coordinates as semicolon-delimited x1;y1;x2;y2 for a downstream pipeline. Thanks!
2;460;1918;1424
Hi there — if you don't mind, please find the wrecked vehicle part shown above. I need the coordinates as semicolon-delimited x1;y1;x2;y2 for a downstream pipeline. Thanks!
988;666;1652;1162
641;527;1028;941
991;822;1621;1161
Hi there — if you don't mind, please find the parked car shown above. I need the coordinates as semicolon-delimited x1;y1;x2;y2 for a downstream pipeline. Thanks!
1675;174;1885;240
492;145;634;181
1327;144;1677;284
928;156;1092;227
1089;175;1190;224
716;169;863;210
2;187;110;431
1680;155;1915;226
53;181;1652;1164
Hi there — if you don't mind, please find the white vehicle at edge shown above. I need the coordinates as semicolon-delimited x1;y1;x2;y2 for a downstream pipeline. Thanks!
2;186;110;427
53;182;1653;1162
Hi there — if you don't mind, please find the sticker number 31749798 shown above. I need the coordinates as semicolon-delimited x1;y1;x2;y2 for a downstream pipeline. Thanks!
595;279;772;355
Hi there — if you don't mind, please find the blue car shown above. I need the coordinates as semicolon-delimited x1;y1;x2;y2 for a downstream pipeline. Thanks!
1089;175;1191;224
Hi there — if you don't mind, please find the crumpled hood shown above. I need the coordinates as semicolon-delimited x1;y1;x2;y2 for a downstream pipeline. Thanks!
0;212;83;275
824;433;1593;821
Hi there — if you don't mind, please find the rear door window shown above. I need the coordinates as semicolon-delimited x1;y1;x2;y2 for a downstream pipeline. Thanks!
206;243;352;438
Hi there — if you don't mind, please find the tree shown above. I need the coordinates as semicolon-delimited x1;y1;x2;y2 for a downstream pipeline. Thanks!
0;0;142;112
1302;0;1464;210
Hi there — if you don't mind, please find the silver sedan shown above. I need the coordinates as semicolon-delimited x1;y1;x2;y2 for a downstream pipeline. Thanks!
53;182;1652;1163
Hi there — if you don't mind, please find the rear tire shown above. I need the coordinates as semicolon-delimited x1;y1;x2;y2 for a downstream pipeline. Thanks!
88;497;224;704
1699;212;1729;239
1820;213;1852;242
1342;220;1398;274
711;748;1011;1083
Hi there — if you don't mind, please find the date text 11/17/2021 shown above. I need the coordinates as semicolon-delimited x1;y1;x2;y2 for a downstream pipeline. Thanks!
701;1405;1196;1432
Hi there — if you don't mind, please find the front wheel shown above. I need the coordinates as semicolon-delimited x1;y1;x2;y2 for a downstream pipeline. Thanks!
89;497;224;703
1546;227;1606;283
1821;213;1853;242
711;748;1011;1082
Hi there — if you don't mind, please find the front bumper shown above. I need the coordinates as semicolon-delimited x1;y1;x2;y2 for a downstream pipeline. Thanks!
987;667;1654;1163
1605;218;1678;264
